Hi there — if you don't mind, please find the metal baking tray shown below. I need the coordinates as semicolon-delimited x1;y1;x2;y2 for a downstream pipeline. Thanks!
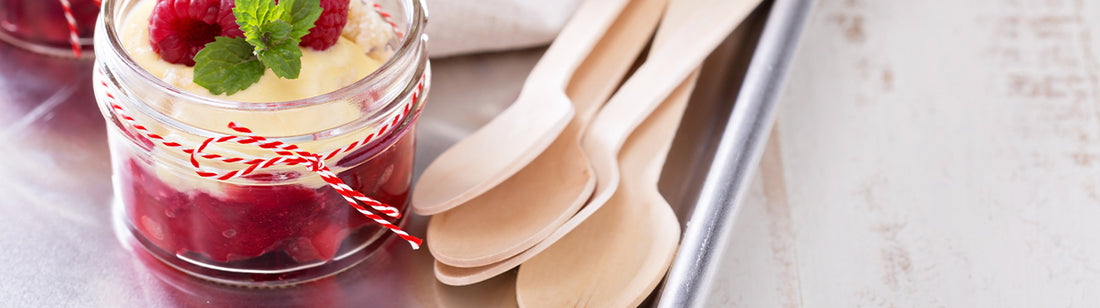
655;0;810;306
0;0;808;306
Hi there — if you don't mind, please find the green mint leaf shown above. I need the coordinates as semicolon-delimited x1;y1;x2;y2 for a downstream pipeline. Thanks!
258;37;303;79
278;0;322;40
193;0;318;94
246;20;293;54
233;0;273;35
193;37;265;95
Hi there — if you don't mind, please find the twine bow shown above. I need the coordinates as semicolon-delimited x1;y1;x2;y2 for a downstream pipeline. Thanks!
188;121;421;249
98;69;427;250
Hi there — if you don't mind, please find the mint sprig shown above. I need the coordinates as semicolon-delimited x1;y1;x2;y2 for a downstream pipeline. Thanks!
193;0;322;95
193;37;265;95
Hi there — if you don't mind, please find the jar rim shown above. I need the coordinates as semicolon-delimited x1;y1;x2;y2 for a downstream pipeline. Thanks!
98;0;428;111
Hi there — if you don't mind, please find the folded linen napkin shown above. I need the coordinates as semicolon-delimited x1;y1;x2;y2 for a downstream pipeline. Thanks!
423;0;583;58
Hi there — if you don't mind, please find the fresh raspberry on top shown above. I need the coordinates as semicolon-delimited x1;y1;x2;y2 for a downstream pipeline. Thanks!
299;0;350;51
217;1;245;38
148;0;242;66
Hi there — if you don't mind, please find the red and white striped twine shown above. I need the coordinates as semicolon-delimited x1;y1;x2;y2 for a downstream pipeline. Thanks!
373;2;404;39
98;68;426;250
59;0;84;57
90;2;425;249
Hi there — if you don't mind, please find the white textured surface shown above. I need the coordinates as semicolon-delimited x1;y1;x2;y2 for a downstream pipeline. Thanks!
710;0;1100;306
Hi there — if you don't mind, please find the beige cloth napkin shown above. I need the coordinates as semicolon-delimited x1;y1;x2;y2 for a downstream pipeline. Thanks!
423;0;583;58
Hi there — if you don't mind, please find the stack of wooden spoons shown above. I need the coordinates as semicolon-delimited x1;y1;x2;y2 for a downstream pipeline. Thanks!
413;0;764;305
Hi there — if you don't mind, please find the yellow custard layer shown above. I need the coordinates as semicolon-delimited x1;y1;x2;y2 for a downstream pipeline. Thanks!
120;0;385;103
114;0;403;193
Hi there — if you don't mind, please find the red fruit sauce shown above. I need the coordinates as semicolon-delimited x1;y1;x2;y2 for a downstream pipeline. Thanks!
114;120;416;275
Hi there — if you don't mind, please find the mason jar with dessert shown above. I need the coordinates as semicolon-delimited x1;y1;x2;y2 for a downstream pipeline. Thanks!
92;0;429;286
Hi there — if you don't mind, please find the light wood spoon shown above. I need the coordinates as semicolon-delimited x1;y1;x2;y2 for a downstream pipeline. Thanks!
412;0;632;215
514;0;707;304
433;0;764;286
515;71;698;308
427;0;669;268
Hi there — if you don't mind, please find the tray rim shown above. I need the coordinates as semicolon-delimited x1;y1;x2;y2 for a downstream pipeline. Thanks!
655;0;814;306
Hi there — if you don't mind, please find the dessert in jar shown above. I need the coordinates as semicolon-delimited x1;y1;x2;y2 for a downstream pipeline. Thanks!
92;0;429;286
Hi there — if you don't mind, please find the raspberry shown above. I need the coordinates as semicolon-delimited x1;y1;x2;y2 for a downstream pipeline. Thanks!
299;0;350;51
148;0;242;66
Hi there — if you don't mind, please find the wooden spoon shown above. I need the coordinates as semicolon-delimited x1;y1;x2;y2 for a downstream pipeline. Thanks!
427;0;669;268
412;0;632;215
515;71;698;308
433;0;764;286
514;0;710;303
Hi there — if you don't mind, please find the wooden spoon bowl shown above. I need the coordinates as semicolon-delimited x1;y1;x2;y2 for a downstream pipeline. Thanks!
431;0;765;287
515;72;698;308
412;0;633;216
426;0;669;268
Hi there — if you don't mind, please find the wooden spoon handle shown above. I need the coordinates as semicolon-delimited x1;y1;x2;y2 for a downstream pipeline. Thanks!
568;0;670;123
584;0;763;155
526;0;632;88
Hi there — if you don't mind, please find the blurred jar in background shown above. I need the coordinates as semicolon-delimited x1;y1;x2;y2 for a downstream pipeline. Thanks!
0;0;99;58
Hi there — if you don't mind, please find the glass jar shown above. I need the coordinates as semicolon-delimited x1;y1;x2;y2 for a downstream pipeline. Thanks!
92;0;429;286
0;0;99;57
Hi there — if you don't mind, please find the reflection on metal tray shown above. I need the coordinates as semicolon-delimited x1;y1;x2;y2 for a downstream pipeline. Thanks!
657;0;810;306
0;0;809;306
